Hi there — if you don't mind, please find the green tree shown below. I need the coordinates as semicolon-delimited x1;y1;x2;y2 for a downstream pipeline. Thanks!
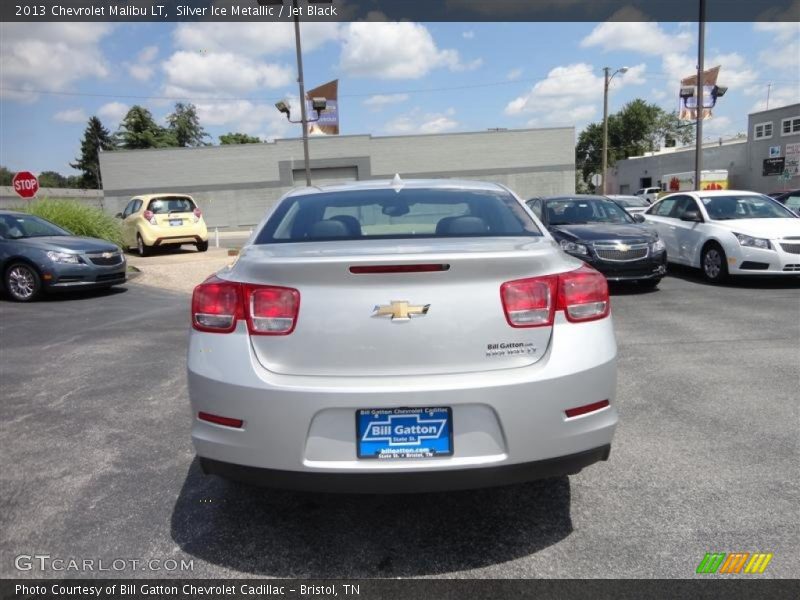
576;99;695;191
219;132;262;145
37;171;69;188
70;117;116;189
167;102;209;147
0;166;13;186
116;105;177;150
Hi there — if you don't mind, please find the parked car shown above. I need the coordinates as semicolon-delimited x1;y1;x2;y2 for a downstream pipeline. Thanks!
0;210;126;302
607;194;651;216
117;194;208;256
526;195;667;288
644;190;800;282
634;187;661;204
769;189;800;215
188;179;618;493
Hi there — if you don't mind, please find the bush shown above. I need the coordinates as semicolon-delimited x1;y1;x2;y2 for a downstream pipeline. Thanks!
15;199;123;246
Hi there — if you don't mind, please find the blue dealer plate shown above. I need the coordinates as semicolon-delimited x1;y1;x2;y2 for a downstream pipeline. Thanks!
169;219;183;226
356;407;453;459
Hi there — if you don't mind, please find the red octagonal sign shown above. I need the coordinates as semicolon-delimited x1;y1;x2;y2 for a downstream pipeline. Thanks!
13;171;39;199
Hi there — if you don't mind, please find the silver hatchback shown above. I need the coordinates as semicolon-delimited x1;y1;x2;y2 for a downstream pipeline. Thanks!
187;179;618;493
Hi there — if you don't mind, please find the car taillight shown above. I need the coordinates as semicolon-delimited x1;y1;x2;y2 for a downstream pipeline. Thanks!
191;276;243;333
191;277;301;335
143;209;156;225
193;207;202;222
556;264;610;322
500;276;557;327
244;285;300;335
500;265;609;327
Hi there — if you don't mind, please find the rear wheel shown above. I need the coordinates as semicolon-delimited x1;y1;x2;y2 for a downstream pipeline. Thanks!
701;243;728;283
5;262;42;302
137;234;151;257
196;240;209;252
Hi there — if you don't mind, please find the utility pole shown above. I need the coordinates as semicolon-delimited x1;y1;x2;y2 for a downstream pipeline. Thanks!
694;0;706;191
602;67;610;195
292;0;312;187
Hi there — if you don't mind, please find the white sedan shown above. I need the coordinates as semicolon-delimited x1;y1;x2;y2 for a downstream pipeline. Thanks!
644;190;800;282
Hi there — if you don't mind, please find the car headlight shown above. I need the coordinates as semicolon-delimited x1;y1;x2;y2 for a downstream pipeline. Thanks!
46;251;82;264
734;233;772;250
560;239;589;256
651;239;666;253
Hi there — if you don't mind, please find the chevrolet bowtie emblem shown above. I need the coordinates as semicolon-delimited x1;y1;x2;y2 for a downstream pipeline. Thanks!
102;252;113;259
373;301;430;321
616;243;630;252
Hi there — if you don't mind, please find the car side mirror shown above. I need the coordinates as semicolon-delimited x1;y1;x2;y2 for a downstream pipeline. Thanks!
681;210;702;222
115;212;123;219
632;213;646;223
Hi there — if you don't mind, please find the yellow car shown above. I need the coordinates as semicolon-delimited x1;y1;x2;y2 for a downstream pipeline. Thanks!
117;194;209;256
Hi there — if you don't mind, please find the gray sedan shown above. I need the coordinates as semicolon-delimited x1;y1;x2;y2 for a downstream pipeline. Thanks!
0;210;126;302
188;179;618;493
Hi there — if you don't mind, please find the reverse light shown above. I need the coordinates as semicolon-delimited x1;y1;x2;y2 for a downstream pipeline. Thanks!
143;210;157;225
245;285;300;335
565;399;610;419
557;265;610;322
500;276;557;327
734;233;771;250
198;411;243;428
191;276;300;335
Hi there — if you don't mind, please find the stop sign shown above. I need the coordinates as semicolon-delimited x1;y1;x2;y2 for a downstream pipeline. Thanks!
12;171;39;199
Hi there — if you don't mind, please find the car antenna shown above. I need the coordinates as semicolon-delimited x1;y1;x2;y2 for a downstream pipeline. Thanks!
391;173;404;194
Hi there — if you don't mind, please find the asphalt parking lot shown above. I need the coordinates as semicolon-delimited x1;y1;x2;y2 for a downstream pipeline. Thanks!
1;270;798;579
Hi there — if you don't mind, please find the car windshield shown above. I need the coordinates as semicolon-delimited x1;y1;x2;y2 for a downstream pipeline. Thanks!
148;197;196;214
0;214;69;239
611;196;649;208
700;194;797;220
255;187;542;243
544;198;634;225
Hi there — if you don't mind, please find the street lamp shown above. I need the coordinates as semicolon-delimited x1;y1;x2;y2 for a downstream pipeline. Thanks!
259;0;317;186
601;66;628;195
274;97;328;124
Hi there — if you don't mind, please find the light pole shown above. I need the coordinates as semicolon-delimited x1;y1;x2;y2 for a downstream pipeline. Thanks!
694;0;706;191
260;0;315;186
601;66;628;195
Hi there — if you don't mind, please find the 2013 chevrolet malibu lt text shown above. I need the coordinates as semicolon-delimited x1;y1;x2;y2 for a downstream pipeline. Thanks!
187;179;618;493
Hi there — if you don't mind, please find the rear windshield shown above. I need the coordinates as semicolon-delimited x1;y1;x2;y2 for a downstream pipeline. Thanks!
255;188;542;243
612;196;649;208
147;196;196;214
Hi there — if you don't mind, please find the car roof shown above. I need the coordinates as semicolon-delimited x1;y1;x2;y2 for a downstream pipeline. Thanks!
542;194;609;202
133;193;194;201
285;178;509;198
661;190;766;199
0;210;26;216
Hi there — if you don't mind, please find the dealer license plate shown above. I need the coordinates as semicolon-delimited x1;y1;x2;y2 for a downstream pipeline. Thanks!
169;219;182;226
356;407;453;459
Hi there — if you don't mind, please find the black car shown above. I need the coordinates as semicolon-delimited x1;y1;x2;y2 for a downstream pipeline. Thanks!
527;195;667;287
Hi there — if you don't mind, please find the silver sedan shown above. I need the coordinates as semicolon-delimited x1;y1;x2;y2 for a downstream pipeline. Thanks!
187;179;618;492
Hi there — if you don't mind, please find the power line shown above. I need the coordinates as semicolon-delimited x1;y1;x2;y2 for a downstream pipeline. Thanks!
1;72;797;104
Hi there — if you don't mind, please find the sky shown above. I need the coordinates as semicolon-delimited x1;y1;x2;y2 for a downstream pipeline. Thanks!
0;19;798;175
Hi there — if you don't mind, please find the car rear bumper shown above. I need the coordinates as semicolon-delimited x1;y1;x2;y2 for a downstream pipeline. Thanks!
187;313;618;492
140;224;208;246
199;444;612;493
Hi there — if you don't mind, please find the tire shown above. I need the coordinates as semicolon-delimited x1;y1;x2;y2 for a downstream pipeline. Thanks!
639;278;661;290
136;234;151;257
196;240;209;252
4;262;42;302
701;243;728;283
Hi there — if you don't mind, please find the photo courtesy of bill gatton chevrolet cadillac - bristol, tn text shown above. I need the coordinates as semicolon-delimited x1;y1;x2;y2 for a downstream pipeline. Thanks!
187;178;618;493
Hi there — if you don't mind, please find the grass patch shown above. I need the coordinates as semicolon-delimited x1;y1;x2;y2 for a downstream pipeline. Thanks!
14;198;123;246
